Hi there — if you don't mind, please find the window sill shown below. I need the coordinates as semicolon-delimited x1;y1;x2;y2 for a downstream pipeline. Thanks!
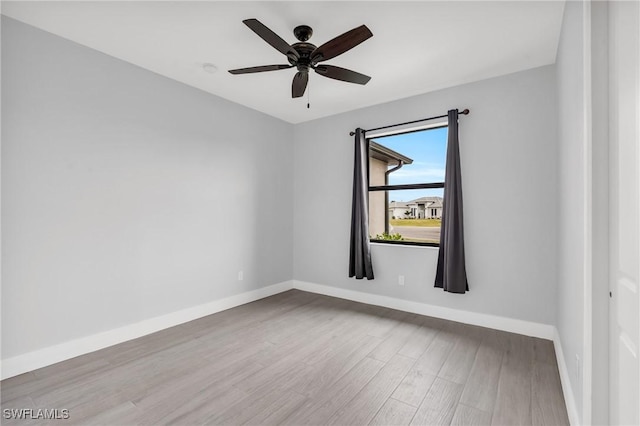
370;240;439;249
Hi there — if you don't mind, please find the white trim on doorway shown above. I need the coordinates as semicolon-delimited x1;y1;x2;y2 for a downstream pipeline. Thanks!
582;1;594;424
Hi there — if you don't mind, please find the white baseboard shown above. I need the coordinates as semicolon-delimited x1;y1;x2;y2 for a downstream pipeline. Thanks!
292;280;555;340
0;281;294;380
553;327;581;426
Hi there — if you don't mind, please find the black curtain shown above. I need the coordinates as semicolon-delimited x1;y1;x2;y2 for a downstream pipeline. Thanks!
435;110;469;293
349;128;374;280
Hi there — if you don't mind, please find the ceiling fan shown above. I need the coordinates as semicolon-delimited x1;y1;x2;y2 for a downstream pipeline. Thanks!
228;19;373;98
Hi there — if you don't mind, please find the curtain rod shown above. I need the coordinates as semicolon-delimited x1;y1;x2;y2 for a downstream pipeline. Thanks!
349;108;470;136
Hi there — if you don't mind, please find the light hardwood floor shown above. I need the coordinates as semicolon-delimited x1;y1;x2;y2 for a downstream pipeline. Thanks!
1;290;570;425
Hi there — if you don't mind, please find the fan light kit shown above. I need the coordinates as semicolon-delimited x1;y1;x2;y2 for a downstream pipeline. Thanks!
229;19;373;99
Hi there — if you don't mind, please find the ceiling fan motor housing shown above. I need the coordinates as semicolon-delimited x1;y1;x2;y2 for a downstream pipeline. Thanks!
289;42;318;70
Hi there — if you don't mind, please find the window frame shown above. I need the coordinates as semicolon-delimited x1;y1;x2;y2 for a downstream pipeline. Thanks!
367;123;447;248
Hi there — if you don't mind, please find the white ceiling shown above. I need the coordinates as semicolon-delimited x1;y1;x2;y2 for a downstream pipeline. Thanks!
2;1;565;123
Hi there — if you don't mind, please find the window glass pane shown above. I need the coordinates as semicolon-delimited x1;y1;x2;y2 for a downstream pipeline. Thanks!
369;126;447;187
370;189;443;244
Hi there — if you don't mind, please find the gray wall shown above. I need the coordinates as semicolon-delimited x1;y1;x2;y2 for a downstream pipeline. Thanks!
555;1;586;420
293;65;558;325
1;17;293;358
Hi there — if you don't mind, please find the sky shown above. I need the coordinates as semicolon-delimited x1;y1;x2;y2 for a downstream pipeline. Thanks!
371;126;447;202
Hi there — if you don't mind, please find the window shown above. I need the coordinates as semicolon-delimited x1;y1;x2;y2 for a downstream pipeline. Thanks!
368;125;447;246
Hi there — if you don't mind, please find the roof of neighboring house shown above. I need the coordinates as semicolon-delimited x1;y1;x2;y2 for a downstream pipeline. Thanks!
389;201;409;208
407;196;443;207
369;141;413;165
409;196;443;202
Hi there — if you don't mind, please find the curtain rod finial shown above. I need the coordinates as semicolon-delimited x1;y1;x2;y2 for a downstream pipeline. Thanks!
460;108;470;115
349;131;356;136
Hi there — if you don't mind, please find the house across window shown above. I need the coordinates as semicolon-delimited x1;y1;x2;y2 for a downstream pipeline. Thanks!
368;125;447;246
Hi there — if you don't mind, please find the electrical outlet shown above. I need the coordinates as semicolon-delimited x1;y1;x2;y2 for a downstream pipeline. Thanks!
238;271;243;281
398;275;405;286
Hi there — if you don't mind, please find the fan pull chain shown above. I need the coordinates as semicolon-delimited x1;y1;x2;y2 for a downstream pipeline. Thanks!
307;84;310;109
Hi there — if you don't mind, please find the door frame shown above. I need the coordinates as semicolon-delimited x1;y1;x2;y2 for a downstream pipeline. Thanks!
607;1;640;425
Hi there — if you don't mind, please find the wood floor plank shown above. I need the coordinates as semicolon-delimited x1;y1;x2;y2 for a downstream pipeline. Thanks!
31;355;111;382
326;354;415;425
1;373;39;404
236;358;315;396
391;368;438;407
533;338;557;366
246;299;369;370
98;323;199;367
482;329;512;353
293;334;383;398
491;334;534;426
369;397;417;426
193;295;336;353
412;329;456;376
281;356;386;425
0;395;36;411
79;401;139;426
205;386;300;425
29;339;214;422
150;385;247;425
397;320;440;359
391;327;455;408
410;377;464;426
130;360;261;424
233;323;351;395
491;366;532;426
302;322;378;366
178;289;318;342
460;343;504;412
451;403;493;426
36;390;131;425
259;296;349;345
531;362;570;426
1;359;112;405
506;333;535;367
245;391;308;426
438;329;482;384
366;308;410;338
0;396;37;426
370;319;421;363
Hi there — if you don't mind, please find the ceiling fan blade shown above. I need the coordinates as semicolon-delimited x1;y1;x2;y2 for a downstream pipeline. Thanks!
228;64;293;74
314;65;371;85
311;25;373;63
243;19;300;60
292;71;308;98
